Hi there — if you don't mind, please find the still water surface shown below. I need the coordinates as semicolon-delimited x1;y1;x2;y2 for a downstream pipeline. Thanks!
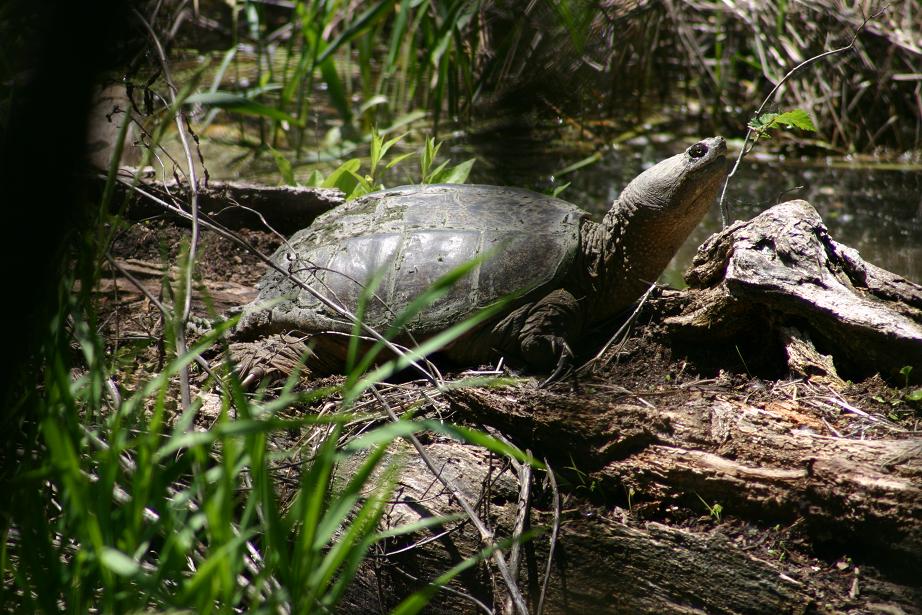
464;136;922;286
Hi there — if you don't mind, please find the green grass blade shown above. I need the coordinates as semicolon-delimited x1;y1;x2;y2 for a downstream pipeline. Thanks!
306;462;396;607
346;251;493;388
385;0;413;71
389;531;541;615
290;424;340;596
346;296;511;404
429;157;474;184
312;442;389;550
185;91;303;126
316;0;395;65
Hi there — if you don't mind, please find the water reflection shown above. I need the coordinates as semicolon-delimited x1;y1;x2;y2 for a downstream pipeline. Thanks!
466;137;922;285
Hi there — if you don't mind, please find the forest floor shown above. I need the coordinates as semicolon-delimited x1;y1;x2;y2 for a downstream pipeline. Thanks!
101;218;922;613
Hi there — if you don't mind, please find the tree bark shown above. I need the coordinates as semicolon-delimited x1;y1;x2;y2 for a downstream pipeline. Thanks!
663;199;922;384
342;387;922;613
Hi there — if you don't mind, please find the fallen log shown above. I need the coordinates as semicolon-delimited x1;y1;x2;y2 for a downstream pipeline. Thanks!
662;200;922;384
452;386;922;571
108;168;344;234
339;388;922;613
335;200;922;612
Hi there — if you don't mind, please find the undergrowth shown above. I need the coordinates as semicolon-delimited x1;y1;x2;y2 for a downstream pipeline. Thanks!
0;97;524;615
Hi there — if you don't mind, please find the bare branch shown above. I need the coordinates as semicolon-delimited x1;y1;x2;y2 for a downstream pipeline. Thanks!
718;6;888;226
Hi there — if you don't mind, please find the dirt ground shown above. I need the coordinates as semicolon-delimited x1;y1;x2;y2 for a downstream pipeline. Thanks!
103;217;922;613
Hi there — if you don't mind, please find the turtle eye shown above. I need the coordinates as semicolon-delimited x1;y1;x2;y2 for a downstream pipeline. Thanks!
689;142;708;159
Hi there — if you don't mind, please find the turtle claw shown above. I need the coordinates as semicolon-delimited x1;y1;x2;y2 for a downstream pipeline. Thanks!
538;341;574;388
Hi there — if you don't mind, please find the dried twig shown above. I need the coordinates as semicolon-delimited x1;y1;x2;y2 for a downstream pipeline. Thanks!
717;6;887;226
133;8;202;409
503;447;533;615
536;459;559;615
576;282;656;376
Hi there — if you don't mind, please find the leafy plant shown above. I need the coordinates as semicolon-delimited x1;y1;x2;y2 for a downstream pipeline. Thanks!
696;493;724;523
300;132;475;199
418;136;475;185
747;108;817;139
2;248;532;612
898;365;922;403
1;153;527;613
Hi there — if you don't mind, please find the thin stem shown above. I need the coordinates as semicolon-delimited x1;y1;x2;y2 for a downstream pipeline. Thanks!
717;6;886;226
133;7;201;409
371;386;531;615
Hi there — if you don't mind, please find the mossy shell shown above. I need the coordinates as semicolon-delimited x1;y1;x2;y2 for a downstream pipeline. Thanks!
238;183;587;338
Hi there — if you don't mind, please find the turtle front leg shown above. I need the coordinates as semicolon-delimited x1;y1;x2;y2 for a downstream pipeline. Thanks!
516;288;582;379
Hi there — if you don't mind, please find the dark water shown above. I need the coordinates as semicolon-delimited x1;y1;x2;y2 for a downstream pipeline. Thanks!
463;135;922;286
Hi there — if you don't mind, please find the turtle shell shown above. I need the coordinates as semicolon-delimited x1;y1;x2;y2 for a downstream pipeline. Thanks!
238;183;586;339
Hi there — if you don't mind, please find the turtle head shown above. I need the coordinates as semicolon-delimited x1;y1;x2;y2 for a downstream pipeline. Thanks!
590;137;727;311
618;136;727;220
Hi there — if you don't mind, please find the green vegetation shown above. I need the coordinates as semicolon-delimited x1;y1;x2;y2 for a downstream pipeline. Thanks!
695;493;724;523
295;130;475;200
874;366;922;421
0;172;537;610
747;109;816;140
0;45;514;607
2;0;920;611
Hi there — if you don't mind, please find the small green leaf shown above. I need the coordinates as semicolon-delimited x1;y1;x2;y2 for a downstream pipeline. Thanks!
267;146;296;186
554;152;602;177
748;112;778;131
906;389;922;401
345;170;374;200
384;151;415;170
423;160;449;184
321;159;362;191
432;158;475;184
771;109;816;132
99;547;139;577
550;181;571;197
748;109;816;134
305;169;325;187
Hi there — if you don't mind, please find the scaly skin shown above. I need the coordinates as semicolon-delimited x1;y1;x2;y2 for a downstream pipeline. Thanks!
578;136;727;320
492;137;727;371
236;138;727;376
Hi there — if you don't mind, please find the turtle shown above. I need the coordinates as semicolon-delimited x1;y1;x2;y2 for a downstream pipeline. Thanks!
235;137;727;376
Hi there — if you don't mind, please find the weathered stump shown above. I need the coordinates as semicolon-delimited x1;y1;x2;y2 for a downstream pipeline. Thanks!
663;200;922;384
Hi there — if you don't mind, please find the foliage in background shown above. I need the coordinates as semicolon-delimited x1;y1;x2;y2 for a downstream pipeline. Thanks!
0;190;528;610
293;131;476;199
148;0;922;194
184;0;485;161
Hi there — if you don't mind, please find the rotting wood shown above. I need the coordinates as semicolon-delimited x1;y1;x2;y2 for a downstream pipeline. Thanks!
109;168;344;234
451;387;922;569
339;405;922;613
663;200;922;383
90;257;257;311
